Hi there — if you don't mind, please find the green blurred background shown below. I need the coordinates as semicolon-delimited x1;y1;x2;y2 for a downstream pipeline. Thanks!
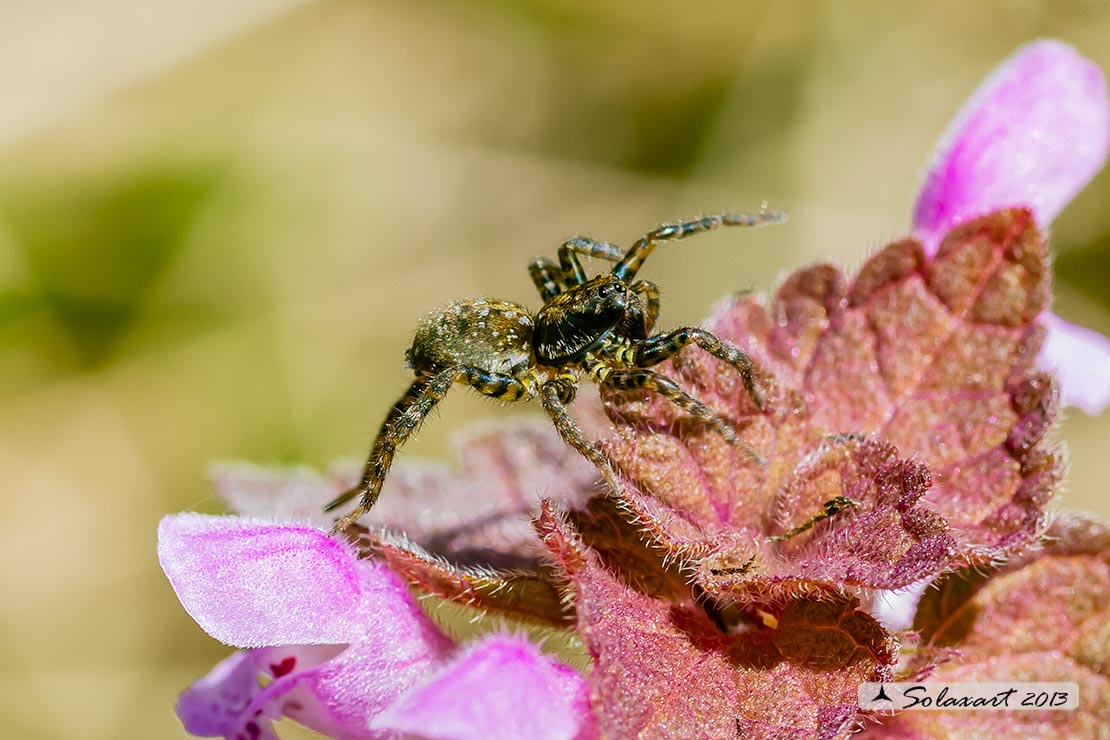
2;2;1109;738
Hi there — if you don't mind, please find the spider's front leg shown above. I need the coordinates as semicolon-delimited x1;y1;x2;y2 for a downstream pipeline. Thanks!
600;367;738;443
600;366;763;465
538;374;624;497
613;210;786;281
635;327;764;410
529;238;624;300
327;365;533;536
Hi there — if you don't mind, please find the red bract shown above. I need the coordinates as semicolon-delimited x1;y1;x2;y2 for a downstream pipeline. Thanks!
538;501;898;740
599;209;1059;607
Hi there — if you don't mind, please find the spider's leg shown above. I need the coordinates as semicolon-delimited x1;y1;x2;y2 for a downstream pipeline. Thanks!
529;257;564;301
328;369;460;533
557;237;625;285
327;374;451;532
460;365;536;401
324;376;432;514
539;376;624;496
630;279;660;333
766;496;858;542
328;365;536;535
612;210;786;282
599;367;762;465
635;327;764;410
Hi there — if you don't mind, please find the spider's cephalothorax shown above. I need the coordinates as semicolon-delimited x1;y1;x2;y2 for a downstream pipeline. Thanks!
326;211;784;535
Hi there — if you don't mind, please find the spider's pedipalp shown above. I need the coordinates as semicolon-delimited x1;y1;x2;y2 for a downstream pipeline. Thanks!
529;257;563;301
557;237;625;286
630;279;660;334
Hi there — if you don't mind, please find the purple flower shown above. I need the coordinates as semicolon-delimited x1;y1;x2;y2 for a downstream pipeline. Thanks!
159;515;596;740
913;39;1110;414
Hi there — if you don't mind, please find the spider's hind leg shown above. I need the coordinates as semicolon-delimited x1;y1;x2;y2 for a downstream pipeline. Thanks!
327;365;533;536
327;370;457;534
635;327;764;410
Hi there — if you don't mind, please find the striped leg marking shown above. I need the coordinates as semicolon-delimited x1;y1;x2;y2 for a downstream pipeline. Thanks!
636;327;763;409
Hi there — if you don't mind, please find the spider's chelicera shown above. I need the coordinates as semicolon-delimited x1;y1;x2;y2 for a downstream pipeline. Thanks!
326;211;784;534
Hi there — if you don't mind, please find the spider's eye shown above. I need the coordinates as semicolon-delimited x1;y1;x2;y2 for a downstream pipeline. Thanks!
598;282;618;298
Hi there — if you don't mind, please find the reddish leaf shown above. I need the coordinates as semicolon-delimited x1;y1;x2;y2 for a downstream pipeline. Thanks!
354;527;571;626
601;209;1061;603
860;513;1110;738
538;502;897;740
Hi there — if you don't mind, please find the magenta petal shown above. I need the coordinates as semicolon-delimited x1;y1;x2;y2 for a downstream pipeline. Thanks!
158;514;365;647
211;463;335;527
913;39;1110;252
176;645;341;739
371;634;597;740
1039;313;1110;415
176;649;273;737
174;602;455;740
168;515;457;739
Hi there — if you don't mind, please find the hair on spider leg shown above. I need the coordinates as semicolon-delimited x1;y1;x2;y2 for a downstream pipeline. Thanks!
325;210;784;536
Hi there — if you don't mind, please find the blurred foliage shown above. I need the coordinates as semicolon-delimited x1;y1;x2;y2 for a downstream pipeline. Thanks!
2;166;223;367
1057;232;1110;314
0;2;1108;739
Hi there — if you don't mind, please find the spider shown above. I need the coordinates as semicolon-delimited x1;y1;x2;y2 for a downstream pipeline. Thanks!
325;210;785;535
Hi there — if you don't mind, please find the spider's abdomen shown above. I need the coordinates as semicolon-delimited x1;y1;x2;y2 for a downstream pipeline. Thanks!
408;299;534;377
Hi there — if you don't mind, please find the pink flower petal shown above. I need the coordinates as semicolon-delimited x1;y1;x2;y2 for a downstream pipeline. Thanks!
1039;313;1110;415
176;645;341;739
371;634;597;740
234;634;450;740
158;514;366;647
176;649;273;737
913;39;1110;253
167;515;458;738
176;622;457;740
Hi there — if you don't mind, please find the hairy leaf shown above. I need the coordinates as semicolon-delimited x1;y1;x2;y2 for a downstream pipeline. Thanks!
860;513;1110;738
601;209;1061;603
538;502;896;740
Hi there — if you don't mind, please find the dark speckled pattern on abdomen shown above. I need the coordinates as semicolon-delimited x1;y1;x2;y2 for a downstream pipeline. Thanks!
409;299;535;376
